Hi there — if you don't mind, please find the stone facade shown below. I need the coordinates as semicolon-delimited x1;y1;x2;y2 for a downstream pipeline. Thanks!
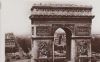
5;33;16;51
30;3;94;62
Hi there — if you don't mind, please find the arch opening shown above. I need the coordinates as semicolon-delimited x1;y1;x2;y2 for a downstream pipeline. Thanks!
54;28;72;62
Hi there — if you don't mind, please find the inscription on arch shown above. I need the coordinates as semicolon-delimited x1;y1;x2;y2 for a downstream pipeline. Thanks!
36;26;52;36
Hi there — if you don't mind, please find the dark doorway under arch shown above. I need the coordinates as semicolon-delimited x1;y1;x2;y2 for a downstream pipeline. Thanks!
54;27;72;62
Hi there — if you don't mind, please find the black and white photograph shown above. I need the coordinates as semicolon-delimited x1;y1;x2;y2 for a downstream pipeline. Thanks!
1;0;100;62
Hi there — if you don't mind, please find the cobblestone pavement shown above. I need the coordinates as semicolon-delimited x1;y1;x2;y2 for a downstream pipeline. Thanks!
12;59;31;62
97;61;100;62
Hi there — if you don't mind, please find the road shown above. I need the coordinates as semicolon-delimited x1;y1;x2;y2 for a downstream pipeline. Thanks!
12;59;31;62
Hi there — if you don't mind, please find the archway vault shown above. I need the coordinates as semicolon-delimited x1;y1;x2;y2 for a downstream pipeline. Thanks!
51;24;74;36
53;27;72;61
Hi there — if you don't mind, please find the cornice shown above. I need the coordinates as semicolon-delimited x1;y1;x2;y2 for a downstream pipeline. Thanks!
30;15;94;20
31;4;92;11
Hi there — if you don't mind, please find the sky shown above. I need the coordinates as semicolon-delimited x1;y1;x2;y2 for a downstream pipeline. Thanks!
1;0;100;36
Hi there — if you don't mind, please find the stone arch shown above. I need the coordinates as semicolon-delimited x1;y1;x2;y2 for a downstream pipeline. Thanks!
51;24;73;36
53;27;72;61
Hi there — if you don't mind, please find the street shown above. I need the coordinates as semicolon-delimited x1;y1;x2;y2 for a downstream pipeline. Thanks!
12;59;31;62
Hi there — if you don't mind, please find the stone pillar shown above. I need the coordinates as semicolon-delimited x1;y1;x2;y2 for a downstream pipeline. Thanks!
88;41;91;62
31;25;38;62
31;40;38;62
34;25;36;37
71;39;76;62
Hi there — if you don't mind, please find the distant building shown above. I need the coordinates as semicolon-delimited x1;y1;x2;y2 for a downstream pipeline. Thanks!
5;33;25;60
5;33;16;48
5;33;17;53
54;32;66;45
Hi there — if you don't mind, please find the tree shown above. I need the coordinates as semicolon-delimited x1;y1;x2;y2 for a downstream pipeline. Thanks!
16;37;31;53
92;37;100;53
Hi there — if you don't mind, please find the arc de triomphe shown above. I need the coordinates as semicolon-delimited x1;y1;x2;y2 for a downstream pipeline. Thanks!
29;2;94;62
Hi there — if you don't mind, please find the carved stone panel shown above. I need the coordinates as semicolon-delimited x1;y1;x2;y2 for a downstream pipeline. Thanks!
38;40;52;58
76;39;90;56
36;26;52;36
75;24;91;36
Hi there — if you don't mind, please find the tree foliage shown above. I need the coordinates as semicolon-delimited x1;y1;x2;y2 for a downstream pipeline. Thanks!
92;37;100;53
16;37;31;53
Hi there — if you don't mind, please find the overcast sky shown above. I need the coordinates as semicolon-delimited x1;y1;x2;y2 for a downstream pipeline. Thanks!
1;0;100;36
